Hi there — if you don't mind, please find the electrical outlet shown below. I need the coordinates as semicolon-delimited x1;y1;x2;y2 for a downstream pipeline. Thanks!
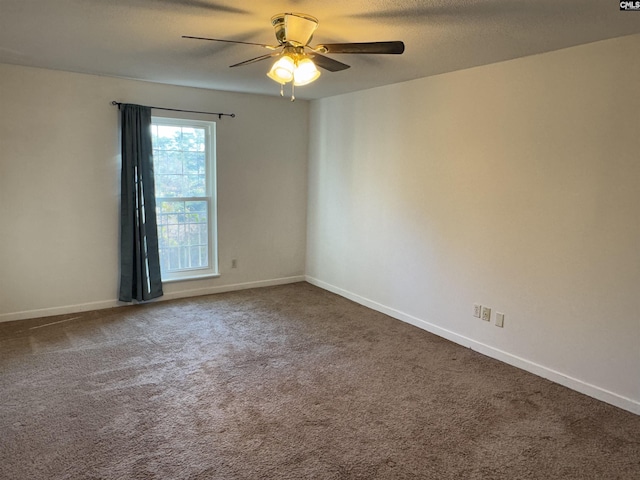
495;312;504;328
473;304;482;318
481;306;491;322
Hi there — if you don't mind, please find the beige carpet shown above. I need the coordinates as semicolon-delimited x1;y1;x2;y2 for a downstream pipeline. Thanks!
1;282;639;479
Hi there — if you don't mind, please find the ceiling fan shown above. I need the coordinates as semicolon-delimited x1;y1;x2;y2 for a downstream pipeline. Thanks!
183;12;405;99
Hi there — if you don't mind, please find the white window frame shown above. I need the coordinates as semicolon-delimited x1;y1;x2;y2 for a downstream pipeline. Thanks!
151;116;219;282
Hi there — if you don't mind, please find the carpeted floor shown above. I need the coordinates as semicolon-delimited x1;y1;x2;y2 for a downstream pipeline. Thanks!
1;282;639;479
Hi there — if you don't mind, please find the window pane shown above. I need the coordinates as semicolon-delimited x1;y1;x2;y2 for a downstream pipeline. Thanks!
174;154;185;174
179;246;188;269
156;199;208;273
181;127;205;152
189;246;201;267
156;125;182;150
151;125;158;147
155;174;184;198
184;152;205;175
154;151;183;175
183;174;206;196
153;138;205;198
199;224;207;245
169;247;179;271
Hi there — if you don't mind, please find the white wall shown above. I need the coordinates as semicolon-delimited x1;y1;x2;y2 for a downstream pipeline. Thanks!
306;34;640;414
0;64;308;321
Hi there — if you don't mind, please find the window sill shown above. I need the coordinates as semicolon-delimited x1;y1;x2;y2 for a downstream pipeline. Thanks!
161;273;221;284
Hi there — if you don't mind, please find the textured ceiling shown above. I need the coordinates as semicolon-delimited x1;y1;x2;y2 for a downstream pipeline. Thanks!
1;0;639;100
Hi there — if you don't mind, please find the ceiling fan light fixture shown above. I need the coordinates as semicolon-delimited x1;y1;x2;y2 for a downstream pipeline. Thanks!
293;57;321;86
267;53;321;87
266;55;295;84
184;11;406;98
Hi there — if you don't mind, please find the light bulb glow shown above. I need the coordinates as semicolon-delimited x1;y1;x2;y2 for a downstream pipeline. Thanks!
267;53;321;89
293;57;321;86
267;55;295;84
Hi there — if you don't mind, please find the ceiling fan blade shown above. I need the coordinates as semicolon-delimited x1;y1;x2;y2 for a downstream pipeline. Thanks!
229;53;279;68
182;36;277;50
310;53;350;72
315;41;405;55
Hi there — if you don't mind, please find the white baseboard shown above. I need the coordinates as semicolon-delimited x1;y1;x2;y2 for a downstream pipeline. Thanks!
305;275;640;416
160;276;306;301
0;299;122;324
0;275;305;324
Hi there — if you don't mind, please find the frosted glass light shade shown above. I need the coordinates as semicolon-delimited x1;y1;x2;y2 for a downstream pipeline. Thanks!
267;55;295;84
293;57;321;86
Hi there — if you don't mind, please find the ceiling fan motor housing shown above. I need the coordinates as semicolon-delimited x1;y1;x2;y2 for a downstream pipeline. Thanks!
271;13;319;47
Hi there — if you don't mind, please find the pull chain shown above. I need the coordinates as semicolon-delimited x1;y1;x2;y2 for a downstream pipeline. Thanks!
275;83;296;101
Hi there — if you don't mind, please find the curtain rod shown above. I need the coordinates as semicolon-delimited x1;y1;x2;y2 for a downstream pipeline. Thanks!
111;101;235;119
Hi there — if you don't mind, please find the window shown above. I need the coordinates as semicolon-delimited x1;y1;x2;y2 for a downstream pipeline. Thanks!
151;117;218;281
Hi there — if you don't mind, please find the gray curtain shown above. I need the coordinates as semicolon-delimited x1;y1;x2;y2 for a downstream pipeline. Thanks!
118;104;163;302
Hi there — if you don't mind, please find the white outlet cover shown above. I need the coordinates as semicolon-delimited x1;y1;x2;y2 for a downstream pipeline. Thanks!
473;304;482;318
496;312;505;328
481;306;491;322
